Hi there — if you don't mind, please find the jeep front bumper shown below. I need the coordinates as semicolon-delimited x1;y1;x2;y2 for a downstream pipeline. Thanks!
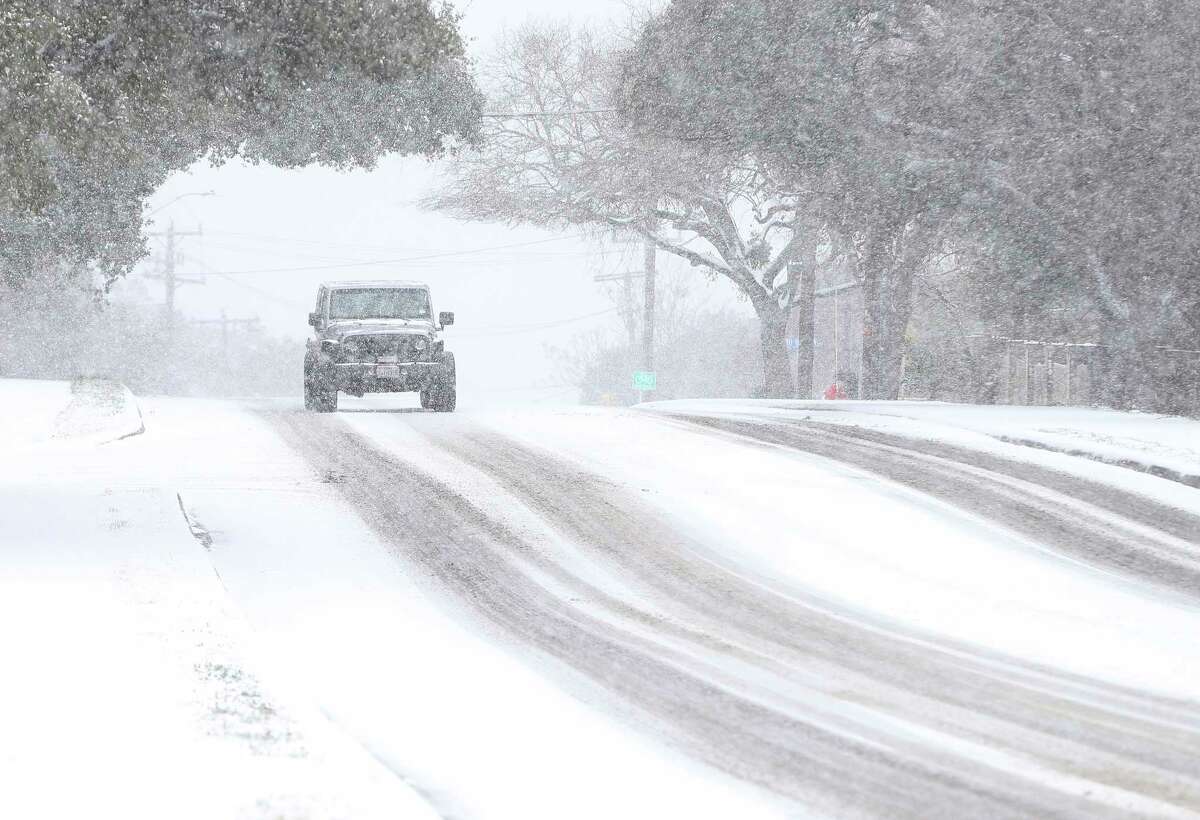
330;361;448;394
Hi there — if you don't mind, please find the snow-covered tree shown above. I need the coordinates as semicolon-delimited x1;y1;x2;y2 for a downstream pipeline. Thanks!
621;0;970;399
0;0;482;291
941;1;1200;408
424;21;814;397
623;0;1200;409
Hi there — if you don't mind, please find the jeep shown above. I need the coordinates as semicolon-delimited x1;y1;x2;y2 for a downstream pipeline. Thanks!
303;280;456;412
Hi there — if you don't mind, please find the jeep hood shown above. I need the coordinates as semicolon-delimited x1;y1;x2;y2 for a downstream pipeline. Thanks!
325;319;434;338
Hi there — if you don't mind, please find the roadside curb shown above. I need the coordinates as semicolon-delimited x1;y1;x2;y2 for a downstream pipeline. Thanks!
115;383;146;440
993;434;1200;490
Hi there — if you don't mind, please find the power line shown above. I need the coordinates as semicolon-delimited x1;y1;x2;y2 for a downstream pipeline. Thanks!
199;236;623;266
206;229;518;255
147;237;310;311
481;109;616;119
203;228;614;258
199;238;388;265
187;257;311;311
454;307;619;338
212;273;310;310
204;229;456;255
176;232;594;276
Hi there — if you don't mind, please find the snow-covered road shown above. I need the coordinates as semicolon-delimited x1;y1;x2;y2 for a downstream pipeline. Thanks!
5;383;1200;819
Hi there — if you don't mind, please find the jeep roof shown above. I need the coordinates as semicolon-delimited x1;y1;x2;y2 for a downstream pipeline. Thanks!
321;279;430;290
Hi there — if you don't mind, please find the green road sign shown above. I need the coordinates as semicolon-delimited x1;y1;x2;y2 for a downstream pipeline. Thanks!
633;370;657;391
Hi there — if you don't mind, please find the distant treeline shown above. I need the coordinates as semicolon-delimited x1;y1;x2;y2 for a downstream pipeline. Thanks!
0;273;298;397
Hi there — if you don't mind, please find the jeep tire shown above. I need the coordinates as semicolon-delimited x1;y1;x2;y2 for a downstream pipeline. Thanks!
304;365;338;413
423;351;456;412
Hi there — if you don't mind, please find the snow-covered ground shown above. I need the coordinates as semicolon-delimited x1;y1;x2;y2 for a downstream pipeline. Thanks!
469;403;1200;701
161;398;780;820
0;381;437;820
1;382;780;820
4;381;1199;818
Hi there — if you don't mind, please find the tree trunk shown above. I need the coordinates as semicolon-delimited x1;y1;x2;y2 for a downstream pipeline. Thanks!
793;264;816;399
975;336;1003;404
1096;320;1154;411
753;297;794;398
860;269;914;400
859;216;916;400
861;289;904;399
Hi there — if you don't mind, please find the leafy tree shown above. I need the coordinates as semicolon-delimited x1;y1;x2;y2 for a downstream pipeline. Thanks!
1;0;482;291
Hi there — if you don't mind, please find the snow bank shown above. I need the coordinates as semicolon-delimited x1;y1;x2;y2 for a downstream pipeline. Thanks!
645;398;1200;510
53;377;146;442
0;376;144;448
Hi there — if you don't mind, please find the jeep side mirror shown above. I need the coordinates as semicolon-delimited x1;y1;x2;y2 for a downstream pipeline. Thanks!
308;311;321;328
439;311;455;327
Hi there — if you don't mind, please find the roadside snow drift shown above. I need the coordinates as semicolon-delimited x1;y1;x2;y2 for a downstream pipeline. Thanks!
0;377;144;448
647;398;1200;507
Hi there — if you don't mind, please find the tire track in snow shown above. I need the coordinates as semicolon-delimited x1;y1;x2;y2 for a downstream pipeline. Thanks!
662;413;1200;601
266;409;1200;819
415;422;1200;809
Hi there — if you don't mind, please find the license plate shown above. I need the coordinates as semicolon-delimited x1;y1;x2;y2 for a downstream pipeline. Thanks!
376;365;400;379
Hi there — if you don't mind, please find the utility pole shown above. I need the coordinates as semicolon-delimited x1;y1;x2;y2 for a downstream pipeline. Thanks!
145;221;204;341
642;233;656;376
593;269;643;351
190;313;260;367
594;222;657;403
623;268;638;352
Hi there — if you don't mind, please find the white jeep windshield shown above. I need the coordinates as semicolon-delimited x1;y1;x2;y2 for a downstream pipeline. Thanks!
328;288;430;321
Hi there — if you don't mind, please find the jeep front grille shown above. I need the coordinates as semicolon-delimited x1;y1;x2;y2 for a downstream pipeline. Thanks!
340;335;426;363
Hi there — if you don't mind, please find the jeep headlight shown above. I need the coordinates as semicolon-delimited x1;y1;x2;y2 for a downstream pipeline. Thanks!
413;337;428;351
